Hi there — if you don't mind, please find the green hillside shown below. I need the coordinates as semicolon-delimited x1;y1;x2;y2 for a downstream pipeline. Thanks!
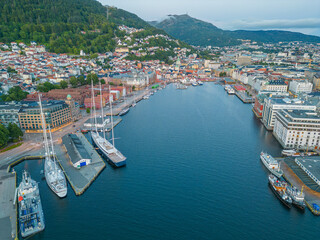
0;0;175;55
150;14;240;47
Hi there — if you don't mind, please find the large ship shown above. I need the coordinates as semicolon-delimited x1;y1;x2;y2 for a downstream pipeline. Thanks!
17;171;45;238
91;82;127;167
260;152;283;178
268;174;292;208
286;185;305;210
38;94;67;198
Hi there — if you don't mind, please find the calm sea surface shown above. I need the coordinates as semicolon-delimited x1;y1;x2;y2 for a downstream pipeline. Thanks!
15;83;319;240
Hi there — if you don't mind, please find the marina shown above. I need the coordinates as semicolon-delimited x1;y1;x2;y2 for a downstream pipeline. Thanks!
1;83;320;240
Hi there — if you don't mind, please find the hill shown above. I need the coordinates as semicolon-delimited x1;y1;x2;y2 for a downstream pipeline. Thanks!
0;0;179;55
150;14;240;47
151;14;320;46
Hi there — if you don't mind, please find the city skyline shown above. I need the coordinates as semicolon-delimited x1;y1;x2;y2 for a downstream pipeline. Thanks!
100;0;320;36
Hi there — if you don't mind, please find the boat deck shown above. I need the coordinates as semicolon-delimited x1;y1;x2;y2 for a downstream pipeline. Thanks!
57;133;105;195
0;170;17;240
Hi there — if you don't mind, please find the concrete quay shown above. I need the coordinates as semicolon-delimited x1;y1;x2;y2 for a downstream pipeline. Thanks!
0;170;17;240
56;132;105;196
235;91;254;103
280;159;320;215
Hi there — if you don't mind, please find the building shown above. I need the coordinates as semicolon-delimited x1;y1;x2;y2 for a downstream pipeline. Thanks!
260;80;288;92
62;134;91;169
0;102;21;126
237;55;251;66
273;109;320;150
262;97;317;130
18;100;72;132
289;80;313;94
313;73;320;90
65;94;81;121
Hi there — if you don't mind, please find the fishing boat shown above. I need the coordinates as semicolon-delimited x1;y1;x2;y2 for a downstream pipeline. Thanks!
286;185;305;210
260;152;283;178
268;174;292;208
197;80;203;85
38;94;67;198
91;82;127;167
17;171;45;237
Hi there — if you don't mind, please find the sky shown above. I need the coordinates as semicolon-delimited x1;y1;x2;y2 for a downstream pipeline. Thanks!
99;0;320;36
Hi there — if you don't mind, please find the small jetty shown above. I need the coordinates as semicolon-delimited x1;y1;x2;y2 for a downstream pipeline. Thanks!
57;132;105;195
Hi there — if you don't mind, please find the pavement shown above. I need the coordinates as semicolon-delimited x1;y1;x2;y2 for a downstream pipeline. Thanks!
0;170;17;240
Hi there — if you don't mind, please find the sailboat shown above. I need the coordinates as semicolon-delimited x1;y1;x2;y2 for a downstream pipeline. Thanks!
91;82;127;167
119;89;130;116
38;94;67;198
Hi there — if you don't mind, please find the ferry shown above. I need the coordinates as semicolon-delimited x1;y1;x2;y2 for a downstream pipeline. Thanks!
286;185;305;210
18;171;45;237
260;152;283;178
268;174;292;208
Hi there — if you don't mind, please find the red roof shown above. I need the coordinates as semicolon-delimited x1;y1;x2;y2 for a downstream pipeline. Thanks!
234;85;246;91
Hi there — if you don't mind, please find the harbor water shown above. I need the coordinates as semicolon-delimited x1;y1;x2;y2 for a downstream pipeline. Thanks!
14;83;319;240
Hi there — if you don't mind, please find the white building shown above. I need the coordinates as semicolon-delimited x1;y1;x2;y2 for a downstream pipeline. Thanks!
260;80;288;92
262;97;317;130
273;109;320;150
289;80;313;94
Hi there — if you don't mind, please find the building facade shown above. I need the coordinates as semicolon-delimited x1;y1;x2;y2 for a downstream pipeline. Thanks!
273;109;320;149
262;97;317;130
18;100;72;132
0;103;21;126
289;80;313;94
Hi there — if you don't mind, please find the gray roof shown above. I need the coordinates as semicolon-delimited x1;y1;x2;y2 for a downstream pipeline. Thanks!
62;134;91;164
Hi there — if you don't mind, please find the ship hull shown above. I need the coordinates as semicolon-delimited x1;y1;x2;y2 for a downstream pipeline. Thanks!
268;182;292;208
18;173;45;238
119;108;130;116
91;133;126;168
44;159;67;198
260;155;283;178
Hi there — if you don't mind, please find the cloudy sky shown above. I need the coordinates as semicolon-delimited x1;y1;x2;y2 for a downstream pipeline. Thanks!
99;0;320;36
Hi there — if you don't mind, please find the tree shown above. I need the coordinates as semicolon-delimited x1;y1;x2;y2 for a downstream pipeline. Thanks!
60;80;68;89
7;123;23;142
0;124;9;148
100;79;105;84
86;108;91;114
132;86;135;91
109;82;114;86
77;75;86;85
1;86;28;102
69;76;78;88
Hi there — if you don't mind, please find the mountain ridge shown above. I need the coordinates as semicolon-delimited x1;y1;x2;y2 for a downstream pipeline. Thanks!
150;14;320;46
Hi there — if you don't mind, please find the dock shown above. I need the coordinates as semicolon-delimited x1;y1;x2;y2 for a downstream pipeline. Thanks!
83;117;122;132
235;91;254;103
56;132;105;195
0;170;17;240
280;157;320;215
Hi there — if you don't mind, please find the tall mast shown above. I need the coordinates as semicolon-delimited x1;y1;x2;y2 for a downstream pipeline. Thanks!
91;80;98;133
99;80;106;139
109;86;115;148
38;93;50;160
48;124;57;172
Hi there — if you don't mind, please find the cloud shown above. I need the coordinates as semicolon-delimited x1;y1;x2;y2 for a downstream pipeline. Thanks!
231;18;320;30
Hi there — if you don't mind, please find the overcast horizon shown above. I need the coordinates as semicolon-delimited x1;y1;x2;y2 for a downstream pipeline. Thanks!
99;0;320;37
